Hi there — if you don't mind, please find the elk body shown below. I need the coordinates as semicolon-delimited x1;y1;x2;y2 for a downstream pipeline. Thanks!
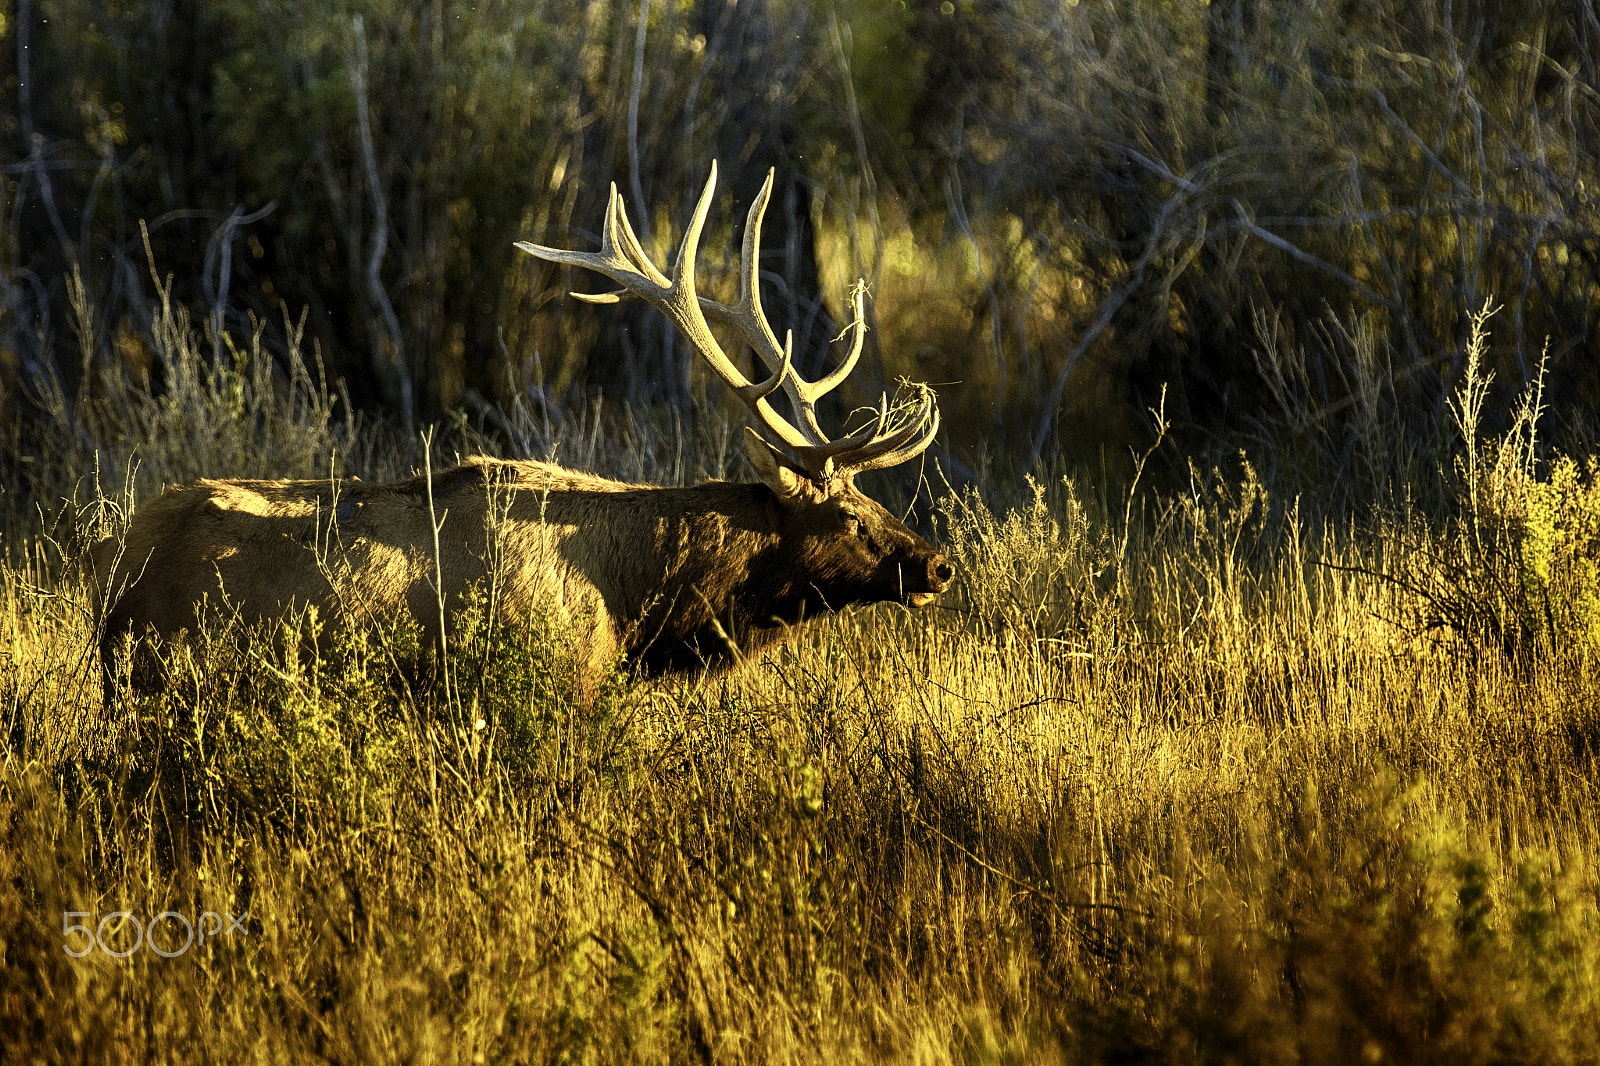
92;165;953;698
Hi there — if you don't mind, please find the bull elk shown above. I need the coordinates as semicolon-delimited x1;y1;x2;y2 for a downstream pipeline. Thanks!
92;164;953;701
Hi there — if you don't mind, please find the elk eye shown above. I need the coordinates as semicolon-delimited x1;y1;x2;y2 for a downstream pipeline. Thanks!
843;512;862;535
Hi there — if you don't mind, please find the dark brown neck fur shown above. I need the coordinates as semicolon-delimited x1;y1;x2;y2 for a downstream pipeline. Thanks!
599;482;826;676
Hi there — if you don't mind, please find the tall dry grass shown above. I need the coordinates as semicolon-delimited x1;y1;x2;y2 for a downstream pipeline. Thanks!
3;307;1600;1064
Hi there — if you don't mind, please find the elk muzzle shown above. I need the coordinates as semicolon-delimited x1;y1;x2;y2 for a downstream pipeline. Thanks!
904;553;955;609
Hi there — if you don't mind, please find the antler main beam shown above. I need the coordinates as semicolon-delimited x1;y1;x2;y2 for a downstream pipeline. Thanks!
516;163;939;482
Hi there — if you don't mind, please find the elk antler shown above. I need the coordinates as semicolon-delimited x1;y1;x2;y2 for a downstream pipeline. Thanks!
515;163;939;483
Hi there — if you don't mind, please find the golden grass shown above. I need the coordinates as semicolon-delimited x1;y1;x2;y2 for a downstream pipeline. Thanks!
4;445;1600;1064
3;289;1595;1062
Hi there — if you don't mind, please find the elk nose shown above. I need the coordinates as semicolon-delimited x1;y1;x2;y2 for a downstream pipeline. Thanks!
927;555;954;591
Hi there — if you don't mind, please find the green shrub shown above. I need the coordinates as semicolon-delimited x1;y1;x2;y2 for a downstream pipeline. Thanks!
1407;307;1600;658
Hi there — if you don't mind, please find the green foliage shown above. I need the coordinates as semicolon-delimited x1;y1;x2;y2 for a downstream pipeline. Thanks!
206;0;562;244
1401;309;1600;658
441;582;638;794
207;0;568;412
939;475;1111;646
1491;454;1600;650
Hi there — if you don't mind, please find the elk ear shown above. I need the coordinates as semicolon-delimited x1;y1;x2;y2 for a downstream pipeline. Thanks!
744;427;810;503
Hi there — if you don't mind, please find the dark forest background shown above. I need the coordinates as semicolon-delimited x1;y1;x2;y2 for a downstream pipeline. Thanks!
4;0;1599;501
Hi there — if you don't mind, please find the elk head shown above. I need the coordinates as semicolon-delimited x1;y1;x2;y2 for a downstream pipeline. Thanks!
516;163;953;615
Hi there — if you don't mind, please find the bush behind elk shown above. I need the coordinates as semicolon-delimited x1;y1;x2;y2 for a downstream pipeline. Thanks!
91;165;953;700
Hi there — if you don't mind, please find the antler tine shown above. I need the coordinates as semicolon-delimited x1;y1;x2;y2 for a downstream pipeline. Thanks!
533;185;665;306
833;387;941;479
807;282;868;400
795;394;891;462
665;166;717;303
779;383;938;480
516;163;810;451
660;166;802;417
515;185;664;306
610;185;669;288
731;172;854;447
